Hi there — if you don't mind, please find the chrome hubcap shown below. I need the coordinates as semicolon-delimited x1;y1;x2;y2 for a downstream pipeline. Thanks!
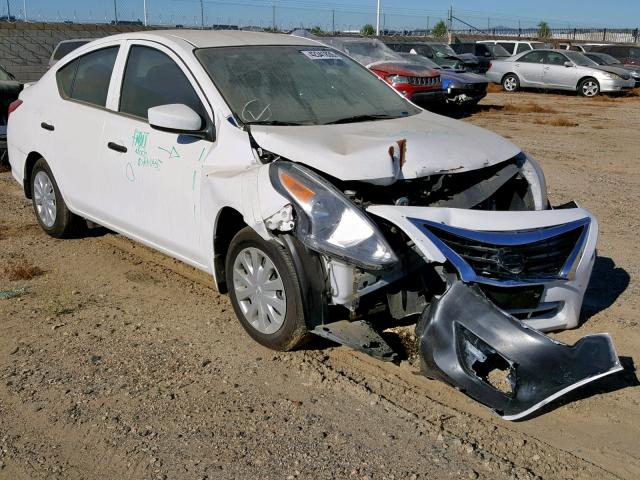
33;171;56;228
504;77;517;91
232;247;287;335
582;81;599;97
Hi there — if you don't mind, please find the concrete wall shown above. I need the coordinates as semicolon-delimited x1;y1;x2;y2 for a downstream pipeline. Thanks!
0;22;147;82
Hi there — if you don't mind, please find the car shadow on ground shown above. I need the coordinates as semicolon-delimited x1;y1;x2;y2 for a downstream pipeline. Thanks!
580;255;630;326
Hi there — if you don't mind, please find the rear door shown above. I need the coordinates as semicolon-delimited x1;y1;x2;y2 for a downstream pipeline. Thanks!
513;51;545;86
48;44;120;214
100;41;215;264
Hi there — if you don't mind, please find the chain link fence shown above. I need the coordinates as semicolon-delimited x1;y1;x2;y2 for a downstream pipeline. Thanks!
0;1;638;44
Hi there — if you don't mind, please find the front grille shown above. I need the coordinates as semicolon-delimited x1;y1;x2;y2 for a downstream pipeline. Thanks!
408;75;440;86
428;224;584;280
465;82;488;92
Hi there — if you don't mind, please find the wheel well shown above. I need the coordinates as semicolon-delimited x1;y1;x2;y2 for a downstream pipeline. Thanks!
577;76;598;89
213;207;248;293
501;72;518;84
23;151;43;199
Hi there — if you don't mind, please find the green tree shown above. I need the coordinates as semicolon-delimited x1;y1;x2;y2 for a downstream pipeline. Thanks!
263;26;280;33
432;20;448;38
310;25;324;35
361;23;375;36
538;21;551;39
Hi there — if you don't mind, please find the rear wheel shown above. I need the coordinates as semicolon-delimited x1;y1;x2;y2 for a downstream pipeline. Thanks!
31;158;81;238
578;78;600;97
226;227;310;351
502;74;520;92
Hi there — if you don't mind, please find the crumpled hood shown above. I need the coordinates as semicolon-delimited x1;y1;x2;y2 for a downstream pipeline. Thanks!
592;65;631;79
250;111;521;185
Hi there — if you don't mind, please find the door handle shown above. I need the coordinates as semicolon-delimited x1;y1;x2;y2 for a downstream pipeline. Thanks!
40;122;54;131
107;142;127;153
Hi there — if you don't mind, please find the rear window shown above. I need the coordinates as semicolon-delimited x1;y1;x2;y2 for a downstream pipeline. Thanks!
55;46;118;107
53;40;90;60
531;43;546;49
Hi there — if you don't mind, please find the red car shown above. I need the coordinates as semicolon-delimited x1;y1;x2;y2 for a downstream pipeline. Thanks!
317;36;445;105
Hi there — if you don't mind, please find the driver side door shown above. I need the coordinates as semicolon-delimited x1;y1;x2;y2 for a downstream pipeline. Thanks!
542;51;578;89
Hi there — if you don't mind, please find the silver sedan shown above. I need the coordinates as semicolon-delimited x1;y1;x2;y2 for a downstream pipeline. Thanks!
486;49;635;96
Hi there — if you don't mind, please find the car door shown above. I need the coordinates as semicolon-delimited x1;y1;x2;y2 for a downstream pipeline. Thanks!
542;51;576;89
512;51;545;86
100;41;215;265
47;44;120;214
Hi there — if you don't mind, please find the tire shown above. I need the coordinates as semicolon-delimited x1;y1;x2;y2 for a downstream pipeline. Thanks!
226;227;310;351
502;73;520;92
30;158;82;238
578;78;600;97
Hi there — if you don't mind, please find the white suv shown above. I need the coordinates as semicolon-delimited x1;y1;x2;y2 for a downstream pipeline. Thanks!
478;39;547;56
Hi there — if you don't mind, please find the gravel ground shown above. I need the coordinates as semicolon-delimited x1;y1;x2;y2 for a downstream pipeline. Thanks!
0;90;639;480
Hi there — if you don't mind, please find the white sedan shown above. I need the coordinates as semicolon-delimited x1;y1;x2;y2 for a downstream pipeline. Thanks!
6;30;621;419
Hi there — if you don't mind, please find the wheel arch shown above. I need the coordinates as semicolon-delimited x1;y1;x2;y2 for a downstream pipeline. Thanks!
213;206;249;293
23;151;44;199
577;76;599;91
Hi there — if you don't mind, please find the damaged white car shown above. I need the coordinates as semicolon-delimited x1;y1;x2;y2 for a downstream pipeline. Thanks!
7;31;622;420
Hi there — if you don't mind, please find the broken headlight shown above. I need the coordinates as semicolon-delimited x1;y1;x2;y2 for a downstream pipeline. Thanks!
270;161;398;270
519;153;548;210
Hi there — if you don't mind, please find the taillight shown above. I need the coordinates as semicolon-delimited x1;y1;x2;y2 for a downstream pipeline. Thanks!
488;62;493;70
8;99;22;117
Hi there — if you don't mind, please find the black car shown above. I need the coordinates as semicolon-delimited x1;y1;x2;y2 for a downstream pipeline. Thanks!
386;41;481;73
0;65;22;165
584;52;640;86
450;42;511;73
590;45;640;67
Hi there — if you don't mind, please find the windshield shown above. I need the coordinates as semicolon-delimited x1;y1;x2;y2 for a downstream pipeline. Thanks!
429;43;457;57
486;44;511;57
564;51;598;66
196;46;419;126
589;53;620;65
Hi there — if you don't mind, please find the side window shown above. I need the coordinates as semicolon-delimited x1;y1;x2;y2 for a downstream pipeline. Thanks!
476;44;490;56
545;52;568;65
56;47;119;107
499;42;516;54
520;51;545;63
516;43;531;54
119;45;206;122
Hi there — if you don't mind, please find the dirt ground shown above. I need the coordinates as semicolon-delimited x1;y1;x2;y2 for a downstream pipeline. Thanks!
1;90;639;480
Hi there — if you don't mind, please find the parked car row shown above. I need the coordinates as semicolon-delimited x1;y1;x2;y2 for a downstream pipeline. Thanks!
6;30;623;420
487;49;637;96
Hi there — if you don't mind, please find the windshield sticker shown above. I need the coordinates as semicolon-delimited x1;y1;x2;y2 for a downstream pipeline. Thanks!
300;50;343;61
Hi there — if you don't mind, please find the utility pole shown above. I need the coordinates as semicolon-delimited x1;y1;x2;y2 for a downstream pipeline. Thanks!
113;0;118;24
427;16;430;32
272;4;275;31
23;0;27;21
332;9;335;34
447;6;453;43
200;0;204;29
6;0;10;19
143;0;147;26
376;0;381;36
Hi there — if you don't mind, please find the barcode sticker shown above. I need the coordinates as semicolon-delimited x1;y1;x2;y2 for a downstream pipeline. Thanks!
300;50;343;60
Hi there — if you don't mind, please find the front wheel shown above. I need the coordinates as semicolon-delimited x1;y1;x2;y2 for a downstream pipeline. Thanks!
502;74;520;92
226;227;310;351
578;78;600;97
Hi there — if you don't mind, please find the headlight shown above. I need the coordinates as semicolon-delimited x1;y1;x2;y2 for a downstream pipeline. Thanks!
519;153;548;210
270;162;398;270
387;74;411;84
602;72;622;80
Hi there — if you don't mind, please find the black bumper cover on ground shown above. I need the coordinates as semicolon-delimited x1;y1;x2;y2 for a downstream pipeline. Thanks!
416;281;623;420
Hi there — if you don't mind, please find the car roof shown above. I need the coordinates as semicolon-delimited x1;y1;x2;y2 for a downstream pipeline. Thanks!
110;29;318;48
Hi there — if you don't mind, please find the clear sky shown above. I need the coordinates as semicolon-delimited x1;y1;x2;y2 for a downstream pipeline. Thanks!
9;1;640;29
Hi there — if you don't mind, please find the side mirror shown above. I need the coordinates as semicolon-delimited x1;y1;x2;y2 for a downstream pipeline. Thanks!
148;104;203;134
564;61;574;67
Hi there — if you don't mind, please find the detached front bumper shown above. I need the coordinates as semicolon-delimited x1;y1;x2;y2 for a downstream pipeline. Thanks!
446;84;488;104
408;90;447;104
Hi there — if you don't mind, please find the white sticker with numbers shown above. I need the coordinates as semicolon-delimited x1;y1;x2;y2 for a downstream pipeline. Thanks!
300;50;343;60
